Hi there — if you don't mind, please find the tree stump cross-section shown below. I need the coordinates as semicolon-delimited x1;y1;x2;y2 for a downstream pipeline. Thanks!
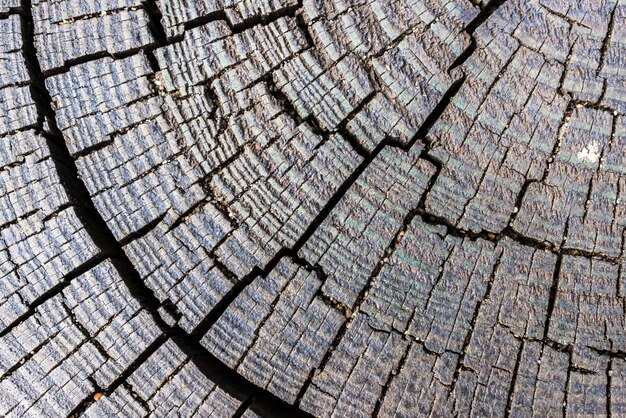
0;0;625;416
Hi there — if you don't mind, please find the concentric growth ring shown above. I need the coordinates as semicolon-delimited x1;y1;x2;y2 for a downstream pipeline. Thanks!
0;0;624;416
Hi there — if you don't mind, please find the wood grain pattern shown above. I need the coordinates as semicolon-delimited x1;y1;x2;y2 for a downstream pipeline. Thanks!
1;0;624;416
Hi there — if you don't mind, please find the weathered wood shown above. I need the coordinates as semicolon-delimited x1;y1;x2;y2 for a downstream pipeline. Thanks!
205;257;345;403
1;0;625;416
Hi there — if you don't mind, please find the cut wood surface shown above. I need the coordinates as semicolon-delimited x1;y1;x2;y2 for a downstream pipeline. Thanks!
1;0;625;416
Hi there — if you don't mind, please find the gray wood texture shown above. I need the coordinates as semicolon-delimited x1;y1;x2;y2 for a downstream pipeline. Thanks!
1;0;625;416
